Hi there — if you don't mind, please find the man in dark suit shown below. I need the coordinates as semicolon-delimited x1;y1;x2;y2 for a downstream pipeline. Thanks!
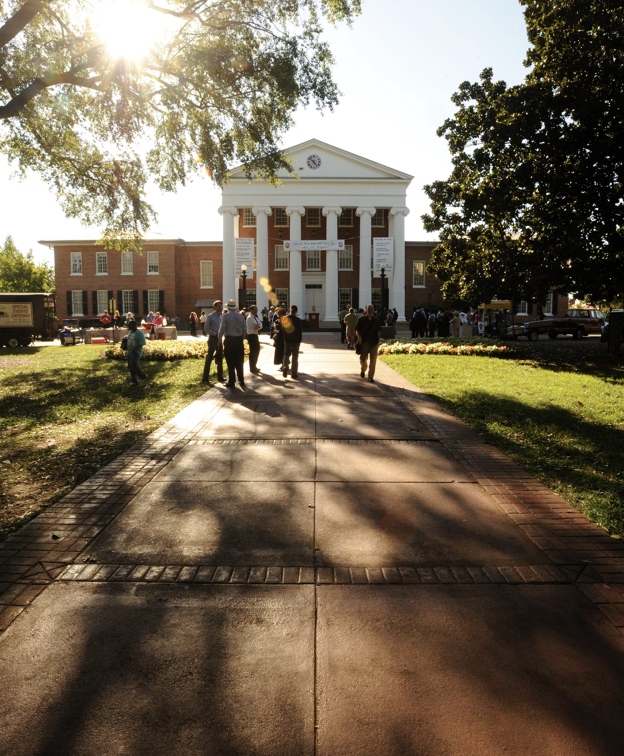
282;305;303;379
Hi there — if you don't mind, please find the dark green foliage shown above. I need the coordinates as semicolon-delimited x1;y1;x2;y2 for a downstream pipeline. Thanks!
0;235;55;292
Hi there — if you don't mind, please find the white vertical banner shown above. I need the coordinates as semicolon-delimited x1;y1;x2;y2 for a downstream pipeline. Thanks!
235;237;255;278
373;237;394;276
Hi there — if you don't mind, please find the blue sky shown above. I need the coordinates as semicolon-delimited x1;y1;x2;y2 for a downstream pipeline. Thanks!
0;0;531;263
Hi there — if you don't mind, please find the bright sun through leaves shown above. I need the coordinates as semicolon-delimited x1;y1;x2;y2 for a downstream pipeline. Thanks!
94;0;164;63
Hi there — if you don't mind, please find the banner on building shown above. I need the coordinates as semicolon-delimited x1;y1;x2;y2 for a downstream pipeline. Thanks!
373;237;394;275
283;240;345;252
235;237;255;277
0;302;33;327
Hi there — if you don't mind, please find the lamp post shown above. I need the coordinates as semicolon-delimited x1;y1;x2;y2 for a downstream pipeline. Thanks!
241;265;247;310
380;266;386;318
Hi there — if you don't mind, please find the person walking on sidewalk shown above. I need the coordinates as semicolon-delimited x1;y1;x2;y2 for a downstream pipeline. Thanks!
246;304;263;374
219;299;246;389
126;320;147;385
344;307;358;349
356;304;381;382
338;304;349;344
202;299;224;384
282;305;303;378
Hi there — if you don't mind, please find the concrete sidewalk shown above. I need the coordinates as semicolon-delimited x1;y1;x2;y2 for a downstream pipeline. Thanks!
1;334;624;755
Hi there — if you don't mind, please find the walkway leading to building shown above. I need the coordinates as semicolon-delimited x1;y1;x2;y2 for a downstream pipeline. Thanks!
1;334;624;755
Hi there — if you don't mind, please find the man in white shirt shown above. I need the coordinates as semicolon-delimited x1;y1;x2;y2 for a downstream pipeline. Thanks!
246;305;263;374
218;299;247;388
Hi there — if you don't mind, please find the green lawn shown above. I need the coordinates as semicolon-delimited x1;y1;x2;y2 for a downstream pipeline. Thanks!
0;345;216;539
382;347;624;537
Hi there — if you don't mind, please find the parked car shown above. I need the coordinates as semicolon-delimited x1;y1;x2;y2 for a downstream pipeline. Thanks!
523;308;604;341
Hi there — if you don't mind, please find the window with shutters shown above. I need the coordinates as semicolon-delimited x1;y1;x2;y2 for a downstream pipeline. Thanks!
200;260;213;288
148;290;160;313
147;251;159;274
543;291;554;315
339;245;353;271
306;249;320;270
121;251;133;274
339;208;353;227
371;209;385;227
274;289;289;308
96;291;108;315
274;208;289;227
70;253;82;275
413;260;425;287
242;208;256;227
371;289;382;311
306;208;321;227
122;290;134;314
245;290;257;307
96;252;108;275
517;301;528;316
274;245;289;271
339;289;352;312
71;290;84;315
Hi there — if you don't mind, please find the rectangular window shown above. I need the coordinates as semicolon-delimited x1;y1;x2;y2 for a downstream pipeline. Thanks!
274;208;289;227
274;245;289;271
339;208;353;227
543;291;554;315
200;260;213;288
71;290;84;315
306;208;321;227
122;290;134;314
96;252;108;275
517;300;528;316
242;208;256;227
96;290;108;315
339;289;352;312
275;288;289;309
70;253;82;275
371;209;385;227
244;290;257;307
148;290;160;313
339;245;353;271
413;260;425;287
306;249;321;270
147;250;159;274
371;288;382;311
121;251;133;274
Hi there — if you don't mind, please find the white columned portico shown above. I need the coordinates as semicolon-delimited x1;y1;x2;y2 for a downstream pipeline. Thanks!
389;207;409;321
322;206;342;323
286;206;305;310
356;207;376;309
219;206;239;305
253;206;272;309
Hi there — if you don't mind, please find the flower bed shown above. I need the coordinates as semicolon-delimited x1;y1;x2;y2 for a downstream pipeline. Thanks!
378;340;511;357
103;340;250;361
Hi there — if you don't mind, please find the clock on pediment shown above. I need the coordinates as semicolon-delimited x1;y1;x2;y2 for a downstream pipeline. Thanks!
306;154;322;170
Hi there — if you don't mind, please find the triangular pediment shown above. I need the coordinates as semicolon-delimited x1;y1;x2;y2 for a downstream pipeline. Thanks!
229;139;413;182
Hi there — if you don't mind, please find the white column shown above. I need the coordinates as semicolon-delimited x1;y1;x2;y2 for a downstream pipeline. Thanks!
356;207;376;309
389;207;410;321
286;206;305;311
323;206;342;323
253;206;272;309
219;206;239;305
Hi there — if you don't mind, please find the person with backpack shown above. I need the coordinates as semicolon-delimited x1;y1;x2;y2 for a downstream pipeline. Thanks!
126;320;147;385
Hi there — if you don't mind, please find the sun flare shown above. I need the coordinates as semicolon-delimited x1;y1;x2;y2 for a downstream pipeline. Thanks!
94;0;163;64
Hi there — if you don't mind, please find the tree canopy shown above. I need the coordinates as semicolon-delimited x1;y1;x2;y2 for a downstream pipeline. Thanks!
423;0;624;306
0;0;360;249
0;235;55;291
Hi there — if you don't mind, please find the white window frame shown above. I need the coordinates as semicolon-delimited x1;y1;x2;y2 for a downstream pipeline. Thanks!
244;290;257;307
517;301;528;316
306;249;321;270
306;208;321;227
274;245;289;271
339;208;353;227
70;253;82;276
200;260;213;288
122;290;134;315
147;250;159;275
339;245;353;271
148;290;160;313
242;208;256;227
121;251;133;275
371;289;382;310
96;290;108;316
71;290;84;316
543;291;554;316
371;209;385;227
274;208;289;227
96;252;108;275
413;260;426;288
274;288;289;308
339;289;352;312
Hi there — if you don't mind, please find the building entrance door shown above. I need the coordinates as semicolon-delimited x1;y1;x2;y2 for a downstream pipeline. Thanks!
304;283;324;323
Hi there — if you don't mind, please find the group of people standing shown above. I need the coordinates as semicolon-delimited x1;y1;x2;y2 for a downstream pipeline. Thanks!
409;307;473;339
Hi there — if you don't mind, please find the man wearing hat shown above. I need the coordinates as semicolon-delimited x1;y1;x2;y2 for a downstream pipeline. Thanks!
218;299;247;388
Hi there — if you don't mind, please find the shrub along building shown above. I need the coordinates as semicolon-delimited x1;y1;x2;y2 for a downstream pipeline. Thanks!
43;139;568;326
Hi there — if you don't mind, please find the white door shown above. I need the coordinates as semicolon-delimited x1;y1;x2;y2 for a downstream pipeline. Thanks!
305;283;324;321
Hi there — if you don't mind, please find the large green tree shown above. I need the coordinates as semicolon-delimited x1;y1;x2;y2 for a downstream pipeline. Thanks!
423;0;624;305
0;235;55;291
0;0;360;249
